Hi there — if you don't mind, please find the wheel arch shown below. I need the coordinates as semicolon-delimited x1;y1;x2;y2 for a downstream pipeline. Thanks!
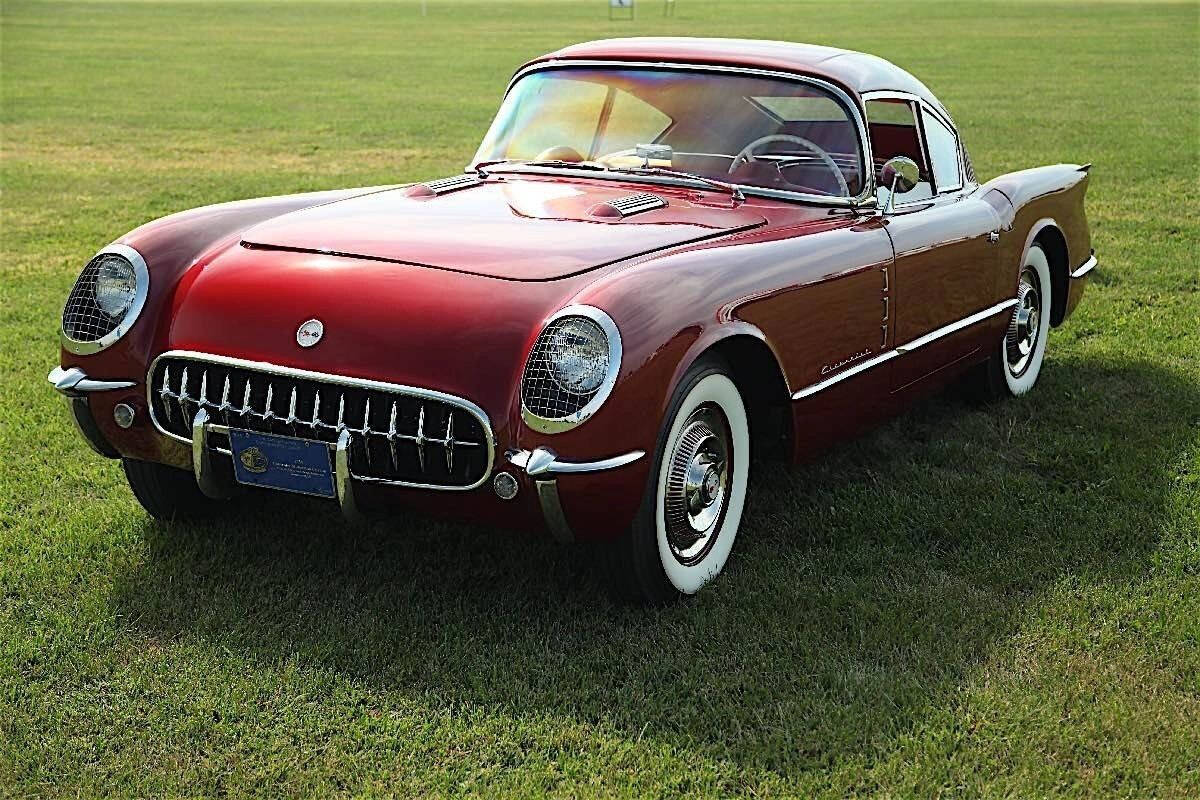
1022;218;1070;327
672;324;793;461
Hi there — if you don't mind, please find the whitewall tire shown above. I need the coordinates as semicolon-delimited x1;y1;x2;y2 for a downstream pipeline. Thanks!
970;242;1053;401
1001;244;1052;396
602;356;750;603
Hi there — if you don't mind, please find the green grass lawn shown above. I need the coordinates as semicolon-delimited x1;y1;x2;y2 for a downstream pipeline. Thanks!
2;0;1198;796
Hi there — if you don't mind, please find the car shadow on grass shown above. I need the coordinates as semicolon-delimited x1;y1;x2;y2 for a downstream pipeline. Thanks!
110;359;1197;773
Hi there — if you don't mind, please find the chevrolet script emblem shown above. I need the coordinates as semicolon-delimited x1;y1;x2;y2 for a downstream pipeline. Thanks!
240;447;269;474
296;318;324;348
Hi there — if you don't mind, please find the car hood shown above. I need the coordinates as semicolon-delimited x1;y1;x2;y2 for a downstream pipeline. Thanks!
239;177;766;281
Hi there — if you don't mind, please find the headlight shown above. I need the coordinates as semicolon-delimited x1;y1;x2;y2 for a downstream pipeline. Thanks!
94;254;137;317
547;317;609;394
521;305;621;433
61;244;149;355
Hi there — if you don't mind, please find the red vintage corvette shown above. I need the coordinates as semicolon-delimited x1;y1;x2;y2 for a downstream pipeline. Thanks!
50;38;1095;602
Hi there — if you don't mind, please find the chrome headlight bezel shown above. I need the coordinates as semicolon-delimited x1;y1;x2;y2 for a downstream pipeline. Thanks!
60;243;150;355
520;305;622;434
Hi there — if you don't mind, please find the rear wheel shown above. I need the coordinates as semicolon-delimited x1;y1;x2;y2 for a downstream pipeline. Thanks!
603;356;750;603
971;243;1053;399
122;458;215;521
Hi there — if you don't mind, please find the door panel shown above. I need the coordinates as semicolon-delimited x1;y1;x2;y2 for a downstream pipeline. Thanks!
884;197;1002;389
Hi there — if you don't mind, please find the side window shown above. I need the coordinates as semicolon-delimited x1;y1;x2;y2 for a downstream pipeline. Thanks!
865;98;933;204
922;111;962;192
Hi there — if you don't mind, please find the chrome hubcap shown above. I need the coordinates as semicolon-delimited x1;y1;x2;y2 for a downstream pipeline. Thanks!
664;404;732;565
1006;266;1042;377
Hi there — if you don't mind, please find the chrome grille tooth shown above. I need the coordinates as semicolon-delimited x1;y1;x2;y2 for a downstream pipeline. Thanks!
287;386;298;426
219;375;232;425
388;401;399;469
263;383;274;423
444;412;455;472
362;397;373;466
160;365;173;422
336;393;346;432
415;403;426;472
311;389;322;428
198;369;210;417
241;380;252;417
178;367;190;423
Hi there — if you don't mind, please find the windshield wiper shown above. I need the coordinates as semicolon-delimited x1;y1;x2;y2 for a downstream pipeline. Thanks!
606;165;745;203
476;159;607;177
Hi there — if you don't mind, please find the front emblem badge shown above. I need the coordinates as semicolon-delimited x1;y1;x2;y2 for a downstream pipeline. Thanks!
240;447;268;474
296;318;324;348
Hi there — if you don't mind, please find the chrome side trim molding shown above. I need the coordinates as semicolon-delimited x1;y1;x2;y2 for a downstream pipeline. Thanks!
1070;254;1097;279
48;366;136;395
507;446;645;476
791;298;1019;400
893;299;1019;355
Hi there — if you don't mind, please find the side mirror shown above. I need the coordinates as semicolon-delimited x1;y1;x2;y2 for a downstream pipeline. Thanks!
879;156;920;213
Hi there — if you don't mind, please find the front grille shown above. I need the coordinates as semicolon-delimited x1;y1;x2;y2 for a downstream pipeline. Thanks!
62;254;123;343
149;353;492;489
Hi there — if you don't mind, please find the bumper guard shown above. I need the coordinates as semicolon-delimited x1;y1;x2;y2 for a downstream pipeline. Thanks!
507;447;645;543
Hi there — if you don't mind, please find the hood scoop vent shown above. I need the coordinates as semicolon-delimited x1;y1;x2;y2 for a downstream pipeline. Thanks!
404;173;483;198
590;192;668;219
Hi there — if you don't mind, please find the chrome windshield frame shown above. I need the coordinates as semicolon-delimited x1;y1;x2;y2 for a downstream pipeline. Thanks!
469;59;878;209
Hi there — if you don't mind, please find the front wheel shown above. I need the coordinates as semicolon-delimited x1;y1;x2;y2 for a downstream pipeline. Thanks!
123;458;216;521
971;243;1053;400
603;357;750;603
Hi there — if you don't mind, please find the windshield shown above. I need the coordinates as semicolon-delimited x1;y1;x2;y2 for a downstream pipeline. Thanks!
472;66;866;199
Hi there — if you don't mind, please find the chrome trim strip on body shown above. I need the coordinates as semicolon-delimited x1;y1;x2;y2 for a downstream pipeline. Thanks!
507;446;646;476
48;366;136;395
520;305;624;434
474;60;878;209
61;243;151;356
1070;254;1097;279
791;298;1019;400
146;349;496;492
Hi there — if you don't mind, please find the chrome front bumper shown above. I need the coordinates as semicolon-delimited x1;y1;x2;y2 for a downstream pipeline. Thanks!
51;365;646;540
48;366;134;457
506;447;645;543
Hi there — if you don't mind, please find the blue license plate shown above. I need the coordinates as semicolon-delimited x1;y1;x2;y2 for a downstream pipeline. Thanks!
228;429;335;498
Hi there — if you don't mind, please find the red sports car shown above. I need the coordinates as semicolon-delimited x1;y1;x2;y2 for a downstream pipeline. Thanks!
50;38;1095;602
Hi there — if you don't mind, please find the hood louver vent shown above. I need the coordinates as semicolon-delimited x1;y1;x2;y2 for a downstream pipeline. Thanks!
606;192;668;217
405;173;483;198
589;192;669;219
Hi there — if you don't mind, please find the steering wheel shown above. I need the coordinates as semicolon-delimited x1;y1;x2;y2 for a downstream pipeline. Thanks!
728;134;849;197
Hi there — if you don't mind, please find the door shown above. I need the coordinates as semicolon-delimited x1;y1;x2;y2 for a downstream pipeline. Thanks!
866;96;1003;390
